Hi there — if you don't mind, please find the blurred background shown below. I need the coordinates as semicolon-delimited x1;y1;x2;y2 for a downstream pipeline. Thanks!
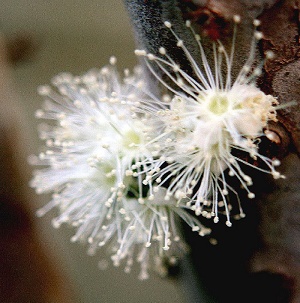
0;1;185;302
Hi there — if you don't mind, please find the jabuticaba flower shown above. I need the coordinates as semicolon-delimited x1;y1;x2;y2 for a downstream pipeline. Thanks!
107;187;209;280
135;16;285;227
30;58;208;279
30;15;288;279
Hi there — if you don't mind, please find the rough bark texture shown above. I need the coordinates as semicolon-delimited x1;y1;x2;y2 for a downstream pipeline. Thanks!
124;0;299;302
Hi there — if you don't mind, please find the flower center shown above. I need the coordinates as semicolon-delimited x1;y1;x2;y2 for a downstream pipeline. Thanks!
208;93;229;115
122;130;141;150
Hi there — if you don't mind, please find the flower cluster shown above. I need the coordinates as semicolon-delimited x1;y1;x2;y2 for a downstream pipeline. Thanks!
31;16;284;278
30;58;208;279
135;17;284;227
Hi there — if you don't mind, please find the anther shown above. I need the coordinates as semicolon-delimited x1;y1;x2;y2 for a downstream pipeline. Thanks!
253;68;262;76
159;47;166;55
226;221;232;227
272;159;281;167
265;50;275;59
147;54;155;60
253;19;261;27
222;189;228;195
35;109;44;118
248;193;255;199
272;171;281;179
192;226;200;232
254;31;263;40
164;21;172;28
233;15;241;23
134;49;146;56
177;40;183;47
37;85;51;96
109;56;117;65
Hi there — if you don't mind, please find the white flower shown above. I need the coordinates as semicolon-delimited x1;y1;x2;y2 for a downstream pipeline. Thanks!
30;58;209;278
105;187;209;280
31;59;152;209
135;17;284;226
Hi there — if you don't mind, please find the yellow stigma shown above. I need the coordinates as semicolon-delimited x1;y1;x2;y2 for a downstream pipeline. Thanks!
208;93;229;115
122;130;141;149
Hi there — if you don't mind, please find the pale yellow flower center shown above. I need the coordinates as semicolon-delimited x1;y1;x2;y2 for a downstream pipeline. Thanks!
208;94;229;115
122;130;141;149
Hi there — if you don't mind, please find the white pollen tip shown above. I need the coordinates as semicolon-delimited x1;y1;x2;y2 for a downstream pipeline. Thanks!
240;212;246;218
233;15;241;23
192;226;200;232
134;49;146;56
109;56;117;65
138;198;145;204
222;189;229;195
254;31;263;40
35;109;44;118
164;21;172;28
218;45;225;53
70;236;77;243
147;53;155;60
266;50;275;59
177;40;183;47
253;19;261;27
248;193;255;199
185;20;191;27
254;68;262;76
173;64;180;72
226;221;232;227
37;85;51;96
52;220;61;228
272;171;281;179
159;47;166;55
